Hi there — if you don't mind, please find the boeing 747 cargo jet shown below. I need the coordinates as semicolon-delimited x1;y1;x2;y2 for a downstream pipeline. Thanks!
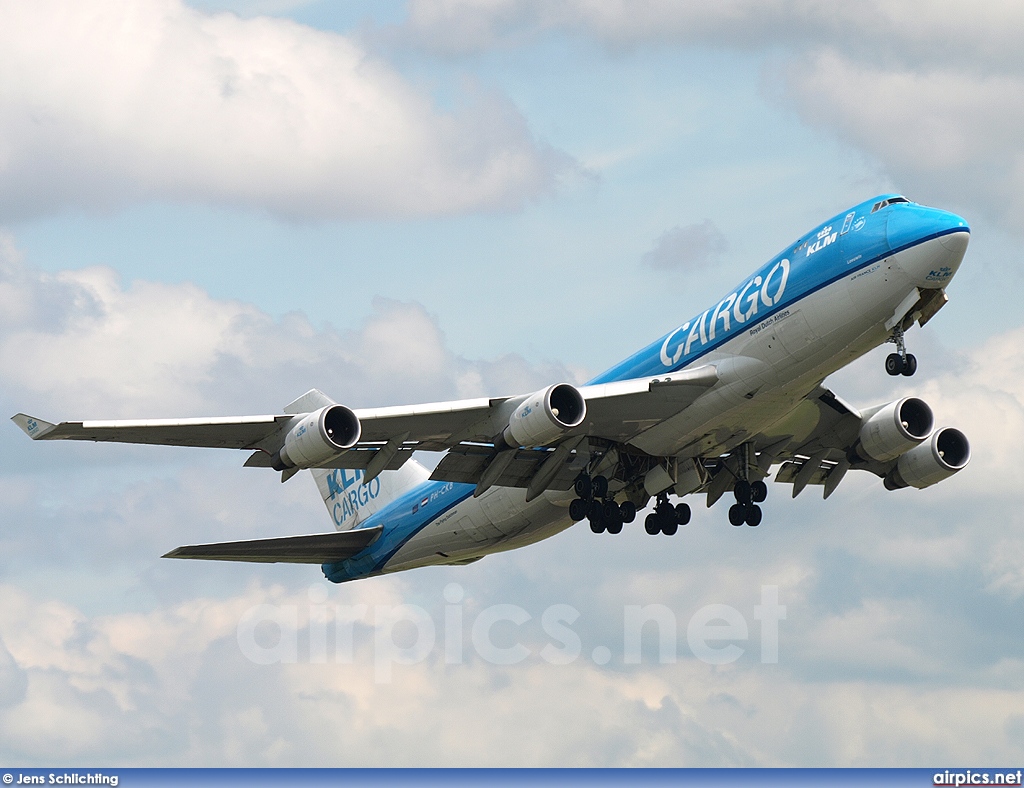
13;195;971;583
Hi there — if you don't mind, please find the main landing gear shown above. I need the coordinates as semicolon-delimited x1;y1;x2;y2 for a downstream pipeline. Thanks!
885;325;917;377
644;494;690;536
570;474;689;536
569;474;636;535
727;443;767;527
728;479;766;527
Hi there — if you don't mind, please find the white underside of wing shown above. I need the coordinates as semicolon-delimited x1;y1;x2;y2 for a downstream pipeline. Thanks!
12;412;290;449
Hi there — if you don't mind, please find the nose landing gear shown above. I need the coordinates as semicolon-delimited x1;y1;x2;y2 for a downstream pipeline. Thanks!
885;325;917;377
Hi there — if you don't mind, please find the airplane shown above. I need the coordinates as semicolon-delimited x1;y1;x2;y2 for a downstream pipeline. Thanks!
12;194;972;584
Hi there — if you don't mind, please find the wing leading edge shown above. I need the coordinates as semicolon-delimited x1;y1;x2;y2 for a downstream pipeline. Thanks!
12;367;720;483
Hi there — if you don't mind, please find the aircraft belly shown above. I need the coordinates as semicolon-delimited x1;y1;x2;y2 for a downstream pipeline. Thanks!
383;488;571;572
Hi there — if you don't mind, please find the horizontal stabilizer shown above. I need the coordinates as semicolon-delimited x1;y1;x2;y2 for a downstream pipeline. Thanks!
162;525;383;564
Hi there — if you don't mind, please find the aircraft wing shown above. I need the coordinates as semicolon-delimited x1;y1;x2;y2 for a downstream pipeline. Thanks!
741;386;875;500
581;365;721;440
163;524;383;563
13;365;719;458
11;413;293;448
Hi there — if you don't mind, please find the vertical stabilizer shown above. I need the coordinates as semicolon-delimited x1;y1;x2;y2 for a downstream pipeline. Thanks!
312;461;430;531
284;388;336;415
283;389;431;531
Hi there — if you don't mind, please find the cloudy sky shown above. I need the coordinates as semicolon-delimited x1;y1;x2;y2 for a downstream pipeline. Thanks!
1;0;1023;767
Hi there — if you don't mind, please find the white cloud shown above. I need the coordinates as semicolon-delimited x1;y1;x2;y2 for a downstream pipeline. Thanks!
0;231;581;419
642;220;728;272
983;540;1024;600
398;0;1024;61
1;577;1023;766
3;230;1024;765
0;0;575;221
778;50;1024;231
395;0;1024;232
0;636;27;709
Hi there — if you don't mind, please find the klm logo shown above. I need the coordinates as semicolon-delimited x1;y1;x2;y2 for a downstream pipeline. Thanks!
806;225;837;257
326;468;381;526
926;266;953;282
660;258;790;367
26;419;38;435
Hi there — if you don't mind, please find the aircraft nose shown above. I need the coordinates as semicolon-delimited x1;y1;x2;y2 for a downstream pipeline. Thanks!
886;204;970;254
886;204;970;287
939;228;970;255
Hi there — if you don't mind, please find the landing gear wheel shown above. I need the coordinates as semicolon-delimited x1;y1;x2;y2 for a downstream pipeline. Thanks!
619;501;637;524
674;503;691;526
885;353;905;376
745;504;763;527
662;518;678;536
901;353;918;377
569;498;589;522
729;503;746;526
603;500;622;534
590;517;605;534
734;479;752;505
645;513;660;535
751;480;768;503
591;475;609;499
574;475;592;499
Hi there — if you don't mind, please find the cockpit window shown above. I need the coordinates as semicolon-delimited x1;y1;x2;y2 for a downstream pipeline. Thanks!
871;196;910;213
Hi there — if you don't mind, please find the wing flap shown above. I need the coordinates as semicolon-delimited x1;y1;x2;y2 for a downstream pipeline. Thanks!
243;447;417;470
430;444;587;490
774;459;833;486
162;525;383;564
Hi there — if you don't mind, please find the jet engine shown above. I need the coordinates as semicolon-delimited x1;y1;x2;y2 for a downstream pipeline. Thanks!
884;427;970;490
503;384;587;448
273;405;361;470
857;397;933;462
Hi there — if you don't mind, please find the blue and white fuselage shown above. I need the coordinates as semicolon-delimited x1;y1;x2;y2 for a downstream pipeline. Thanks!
321;195;970;583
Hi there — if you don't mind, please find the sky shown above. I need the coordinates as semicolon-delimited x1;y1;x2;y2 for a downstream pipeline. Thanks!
1;0;1023;767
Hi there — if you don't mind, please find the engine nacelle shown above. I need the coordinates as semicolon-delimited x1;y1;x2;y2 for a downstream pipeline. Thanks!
274;405;361;470
884;427;970;490
858;397;934;462
503;384;586;448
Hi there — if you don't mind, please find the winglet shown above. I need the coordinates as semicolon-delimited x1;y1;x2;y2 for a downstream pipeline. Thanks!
11;414;57;440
